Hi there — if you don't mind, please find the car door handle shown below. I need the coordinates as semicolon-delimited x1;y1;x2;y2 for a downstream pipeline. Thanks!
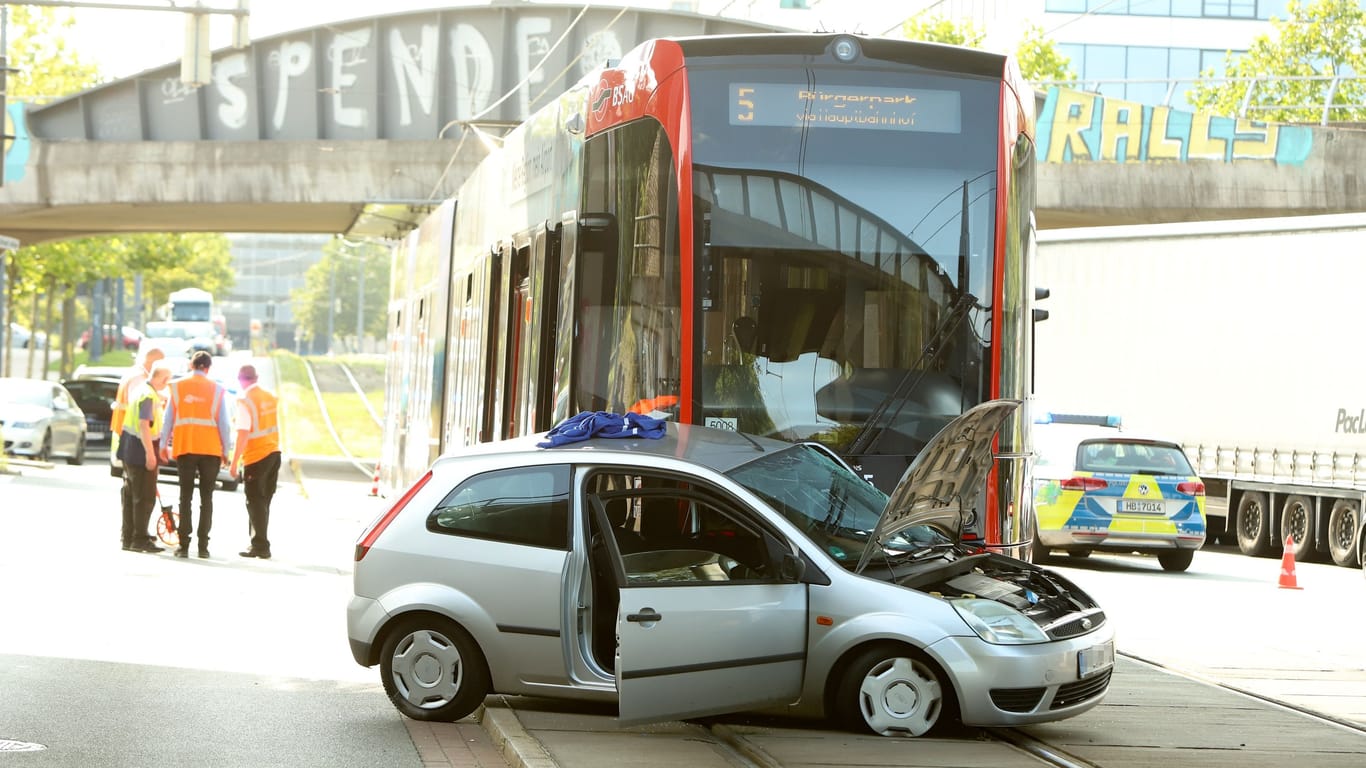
626;610;662;623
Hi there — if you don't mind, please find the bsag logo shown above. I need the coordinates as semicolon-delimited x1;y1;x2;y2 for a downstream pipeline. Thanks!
1335;408;1366;434
591;83;612;116
591;80;634;118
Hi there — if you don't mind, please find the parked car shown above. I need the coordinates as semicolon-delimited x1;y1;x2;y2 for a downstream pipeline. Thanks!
348;401;1115;736
0;377;87;464
61;374;122;448
7;322;47;350
1031;412;1206;572
78;325;144;351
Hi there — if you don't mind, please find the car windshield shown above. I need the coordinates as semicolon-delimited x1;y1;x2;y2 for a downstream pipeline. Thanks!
1076;439;1194;475
0;379;52;407
725;442;948;568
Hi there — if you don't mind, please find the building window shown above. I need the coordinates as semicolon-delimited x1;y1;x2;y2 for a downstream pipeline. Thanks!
1045;0;1287;16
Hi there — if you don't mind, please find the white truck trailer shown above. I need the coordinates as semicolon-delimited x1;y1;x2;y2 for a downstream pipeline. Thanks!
1034;213;1366;569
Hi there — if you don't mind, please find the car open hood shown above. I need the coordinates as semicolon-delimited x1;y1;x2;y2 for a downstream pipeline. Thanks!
855;399;1020;574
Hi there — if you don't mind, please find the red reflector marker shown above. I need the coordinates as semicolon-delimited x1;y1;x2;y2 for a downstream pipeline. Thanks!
355;470;432;561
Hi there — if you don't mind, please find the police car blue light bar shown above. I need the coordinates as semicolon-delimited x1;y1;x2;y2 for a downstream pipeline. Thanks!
1036;412;1122;428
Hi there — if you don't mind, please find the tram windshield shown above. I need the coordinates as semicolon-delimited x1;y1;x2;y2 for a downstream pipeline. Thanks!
687;58;1001;457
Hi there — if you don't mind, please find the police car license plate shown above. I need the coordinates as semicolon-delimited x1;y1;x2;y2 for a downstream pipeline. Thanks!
1078;640;1114;678
1118;499;1164;514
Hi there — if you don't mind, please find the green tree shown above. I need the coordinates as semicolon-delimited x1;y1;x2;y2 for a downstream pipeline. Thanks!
1016;24;1075;83
291;238;391;352
901;15;1075;83
1188;0;1366;123
4;5;103;103
902;15;985;49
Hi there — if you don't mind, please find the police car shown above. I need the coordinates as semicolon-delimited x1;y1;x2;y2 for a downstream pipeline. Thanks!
1031;413;1205;572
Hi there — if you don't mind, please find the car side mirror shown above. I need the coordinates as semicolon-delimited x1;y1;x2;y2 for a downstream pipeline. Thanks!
778;551;805;583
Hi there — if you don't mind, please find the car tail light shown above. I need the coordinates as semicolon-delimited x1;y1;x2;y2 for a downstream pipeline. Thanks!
1060;476;1108;491
1177;481;1205;497
355;470;431;562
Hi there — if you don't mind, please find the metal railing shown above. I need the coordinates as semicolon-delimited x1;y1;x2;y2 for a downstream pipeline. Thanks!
1032;74;1366;125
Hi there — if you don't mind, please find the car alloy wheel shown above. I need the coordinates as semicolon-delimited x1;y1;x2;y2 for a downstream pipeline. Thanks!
379;616;490;722
838;644;954;737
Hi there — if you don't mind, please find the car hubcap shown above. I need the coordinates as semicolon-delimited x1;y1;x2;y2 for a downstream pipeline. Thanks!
859;657;941;736
391;629;464;709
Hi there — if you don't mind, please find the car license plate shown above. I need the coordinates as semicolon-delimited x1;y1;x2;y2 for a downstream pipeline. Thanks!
89;431;106;441
1118;499;1164;514
1078;640;1114;678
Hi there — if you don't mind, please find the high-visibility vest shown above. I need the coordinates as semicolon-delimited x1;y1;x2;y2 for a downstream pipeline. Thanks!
112;367;148;436
168;374;225;458
240;385;280;466
122;382;157;435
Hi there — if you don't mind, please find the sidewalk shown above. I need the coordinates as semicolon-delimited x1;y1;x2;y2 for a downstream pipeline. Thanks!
457;656;1366;768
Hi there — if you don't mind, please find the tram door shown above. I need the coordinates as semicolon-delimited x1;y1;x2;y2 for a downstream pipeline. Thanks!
489;225;561;441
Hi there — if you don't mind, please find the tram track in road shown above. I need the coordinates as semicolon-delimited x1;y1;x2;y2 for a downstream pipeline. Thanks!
299;357;379;481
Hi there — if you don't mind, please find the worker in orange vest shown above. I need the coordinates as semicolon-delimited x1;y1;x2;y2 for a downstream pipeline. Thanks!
160;351;232;559
229;364;280;559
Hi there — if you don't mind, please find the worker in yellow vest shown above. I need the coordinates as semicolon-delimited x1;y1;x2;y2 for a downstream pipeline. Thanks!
160;351;232;559
118;361;173;553
113;347;165;550
229;364;280;559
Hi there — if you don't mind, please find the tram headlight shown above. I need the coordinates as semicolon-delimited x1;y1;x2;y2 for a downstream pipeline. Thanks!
831;36;861;63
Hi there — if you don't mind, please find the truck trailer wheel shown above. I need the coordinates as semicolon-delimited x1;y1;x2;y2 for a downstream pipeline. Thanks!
1279;495;1316;562
1235;492;1274;558
1327;500;1360;568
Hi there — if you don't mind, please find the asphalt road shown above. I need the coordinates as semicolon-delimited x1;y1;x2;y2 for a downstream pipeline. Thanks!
0;451;429;767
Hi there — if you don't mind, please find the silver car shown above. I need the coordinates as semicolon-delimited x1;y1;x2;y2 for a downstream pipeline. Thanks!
348;400;1115;736
0;377;87;464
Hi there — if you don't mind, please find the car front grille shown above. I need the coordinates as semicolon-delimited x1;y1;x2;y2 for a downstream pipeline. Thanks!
990;686;1046;713
1051;668;1112;709
1046;610;1107;640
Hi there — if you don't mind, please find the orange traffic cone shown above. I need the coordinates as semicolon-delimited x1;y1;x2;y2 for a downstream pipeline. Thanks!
368;463;381;497
1278;534;1302;590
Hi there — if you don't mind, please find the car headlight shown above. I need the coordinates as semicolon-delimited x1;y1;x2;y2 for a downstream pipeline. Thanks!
951;598;1049;645
9;420;38;429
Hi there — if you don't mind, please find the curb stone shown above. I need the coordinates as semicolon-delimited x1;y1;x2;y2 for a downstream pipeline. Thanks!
480;697;558;768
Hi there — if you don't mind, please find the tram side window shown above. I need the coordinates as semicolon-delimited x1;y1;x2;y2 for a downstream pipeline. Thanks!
576;119;682;416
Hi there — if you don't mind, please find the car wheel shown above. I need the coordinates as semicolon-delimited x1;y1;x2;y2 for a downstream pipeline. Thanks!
1066;549;1091;559
1279;495;1315;562
836;644;955;737
1235;492;1273;557
380;615;490;722
221;480;238;492
1157;549;1194;572
1327;500;1360;568
36;431;51;463
66;438;85;466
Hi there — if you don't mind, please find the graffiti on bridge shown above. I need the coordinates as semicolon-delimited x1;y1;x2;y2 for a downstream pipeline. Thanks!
1037;86;1313;166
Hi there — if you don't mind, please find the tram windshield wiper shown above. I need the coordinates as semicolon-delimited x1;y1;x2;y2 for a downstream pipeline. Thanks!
847;181;977;458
